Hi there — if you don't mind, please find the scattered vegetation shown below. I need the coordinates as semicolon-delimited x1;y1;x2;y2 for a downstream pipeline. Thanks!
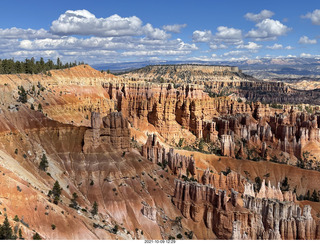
13;215;19;222
39;154;48;171
221;167;231;176
32;232;42;240
17;86;28;103
112;225;119;234
270;103;283;109
280;177;290;192
0;216;17;240
91;201;98;216
254;177;262;192
48;181;62;205
69;193;79;210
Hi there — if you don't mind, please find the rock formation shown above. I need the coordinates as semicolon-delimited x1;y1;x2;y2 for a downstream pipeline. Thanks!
142;134;196;176
83;111;130;153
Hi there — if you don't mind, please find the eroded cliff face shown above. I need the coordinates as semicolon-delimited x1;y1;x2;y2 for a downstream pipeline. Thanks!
123;64;320;105
171;169;318;240
0;65;320;240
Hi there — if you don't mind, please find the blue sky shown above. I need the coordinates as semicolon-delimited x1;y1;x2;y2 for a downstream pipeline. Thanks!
0;0;319;64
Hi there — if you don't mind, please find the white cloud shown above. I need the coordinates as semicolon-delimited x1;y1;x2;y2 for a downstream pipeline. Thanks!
51;10;143;37
302;9;320;25
122;50;191;57
246;19;291;41
237;42;262;50
215;26;242;43
298;36;317;44
266;43;283;49
192;30;213;42
0;27;56;39
300;53;314;58
163;24;187;33
193;26;242;45
222;50;247;56
50;9;170;40
245;10;274;22
210;43;227;49
14;34;198;64
143;23;170;40
266;44;294;50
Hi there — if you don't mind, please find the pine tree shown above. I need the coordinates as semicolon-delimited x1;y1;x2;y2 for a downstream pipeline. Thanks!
91;201;98;216
0;215;16;240
32;232;42;240
38;103;42;111
18;228;23;240
305;190;311;200
52;181;62;205
39;154;48;171
18;86;28;103
311;190;319;202
69;192;79;209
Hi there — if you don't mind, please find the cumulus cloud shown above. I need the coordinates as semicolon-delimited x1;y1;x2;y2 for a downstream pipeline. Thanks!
163;24;187;33
14;34;197;63
266;43;283;49
222;50;247;57
0;27;56;39
143;23;170;40
246;19;291;41
214;26;242;43
298;36;317;44
210;44;227;49
244;10;274;22
193;26;242;45
300;53;314;58
50;9;170;40
236;42;262;50
51;10;142;36
302;9;320;25
192;30;213;42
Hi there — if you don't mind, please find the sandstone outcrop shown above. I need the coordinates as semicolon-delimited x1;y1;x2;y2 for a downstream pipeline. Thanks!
173;178;318;240
142;134;196;176
83;111;130;153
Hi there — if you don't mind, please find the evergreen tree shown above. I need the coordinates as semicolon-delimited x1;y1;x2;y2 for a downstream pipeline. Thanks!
18;86;28;103
305;190;311;200
280;177;290;192
51;181;62;205
69;192;79;209
0;57;80;75
254;177;262;192
39;154;48;171
38;103;42;111
311;190;319;202
18;228;23;240
91;201;98;216
32;232;42;240
0;215;16;240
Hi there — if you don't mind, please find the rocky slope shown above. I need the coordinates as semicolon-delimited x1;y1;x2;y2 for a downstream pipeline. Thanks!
123;64;320;106
0;65;319;240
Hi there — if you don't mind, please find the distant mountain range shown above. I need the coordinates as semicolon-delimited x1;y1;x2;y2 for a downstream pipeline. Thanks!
92;57;320;80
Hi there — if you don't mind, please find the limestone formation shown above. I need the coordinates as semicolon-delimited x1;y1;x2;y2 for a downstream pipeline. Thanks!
83;111;130;152
142;134;196;176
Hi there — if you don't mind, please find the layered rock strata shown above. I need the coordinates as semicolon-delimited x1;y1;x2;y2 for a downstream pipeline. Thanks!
173;179;318;240
142;134;196;176
83;111;130;153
